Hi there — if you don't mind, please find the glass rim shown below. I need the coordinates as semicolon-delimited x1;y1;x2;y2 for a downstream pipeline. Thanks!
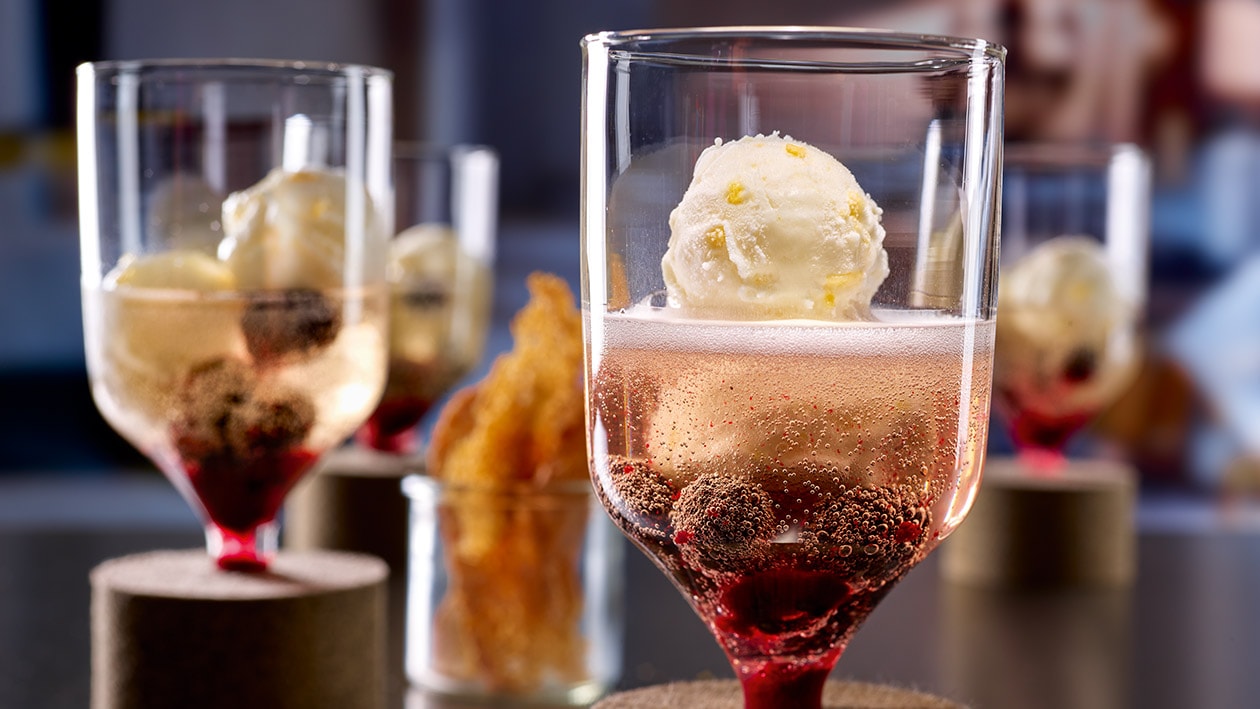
581;26;1006;62
76;57;393;82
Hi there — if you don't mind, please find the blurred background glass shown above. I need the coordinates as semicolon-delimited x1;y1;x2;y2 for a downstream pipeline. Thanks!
1;0;1256;501
355;143;497;455
992;143;1150;470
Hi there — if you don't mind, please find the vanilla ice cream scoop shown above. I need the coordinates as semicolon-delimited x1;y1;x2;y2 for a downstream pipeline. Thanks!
219;167;379;290
662;133;888;320
102;250;247;421
388;224;493;367
995;235;1141;417
390;224;463;285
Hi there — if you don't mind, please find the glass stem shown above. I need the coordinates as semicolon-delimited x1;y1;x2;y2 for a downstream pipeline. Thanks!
356;421;421;455
206;520;278;571
735;656;837;709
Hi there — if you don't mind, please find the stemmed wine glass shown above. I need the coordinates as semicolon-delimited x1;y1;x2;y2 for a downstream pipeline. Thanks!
993;144;1150;471
581;28;1003;709
356;144;497;455
78;59;393;570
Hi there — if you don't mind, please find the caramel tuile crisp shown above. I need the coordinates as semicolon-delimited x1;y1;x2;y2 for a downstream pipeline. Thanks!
420;272;592;695
427;272;587;487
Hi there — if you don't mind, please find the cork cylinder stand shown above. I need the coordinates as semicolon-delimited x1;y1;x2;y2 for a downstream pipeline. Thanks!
941;457;1137;588
284;447;415;702
592;680;966;709
91;549;387;709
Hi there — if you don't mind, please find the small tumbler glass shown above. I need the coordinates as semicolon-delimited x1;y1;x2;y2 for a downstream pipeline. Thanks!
403;476;623;705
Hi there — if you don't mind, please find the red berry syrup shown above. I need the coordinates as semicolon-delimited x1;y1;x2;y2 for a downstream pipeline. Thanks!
358;395;434;453
185;448;319;570
737;655;837;709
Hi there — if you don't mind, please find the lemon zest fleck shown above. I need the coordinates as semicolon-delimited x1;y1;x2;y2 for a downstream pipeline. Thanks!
704;225;727;249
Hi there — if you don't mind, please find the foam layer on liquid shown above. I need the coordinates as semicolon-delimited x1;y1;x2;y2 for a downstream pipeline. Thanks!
593;306;993;357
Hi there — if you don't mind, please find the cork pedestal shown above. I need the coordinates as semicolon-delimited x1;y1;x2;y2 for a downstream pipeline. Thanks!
90;549;387;709
284;448;415;566
592;680;966;709
941;457;1137;588
940;581;1131;709
284;447;414;703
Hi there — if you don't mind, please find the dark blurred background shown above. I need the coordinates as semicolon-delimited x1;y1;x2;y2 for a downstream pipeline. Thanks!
3;0;1259;499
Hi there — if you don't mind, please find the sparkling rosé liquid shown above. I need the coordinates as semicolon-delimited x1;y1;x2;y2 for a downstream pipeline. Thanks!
85;285;387;569
589;311;993;708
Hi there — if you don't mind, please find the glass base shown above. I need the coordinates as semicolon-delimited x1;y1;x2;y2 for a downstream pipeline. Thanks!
1015;446;1068;474
206;521;279;571
408;672;607;707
